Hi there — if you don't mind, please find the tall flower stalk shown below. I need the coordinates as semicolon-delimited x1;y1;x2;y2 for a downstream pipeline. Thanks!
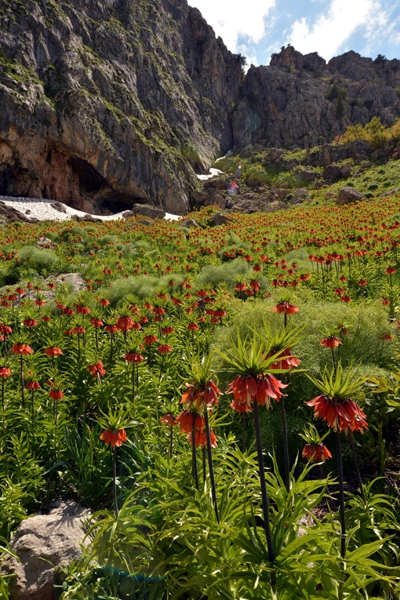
306;363;368;560
220;330;292;563
263;322;303;491
177;354;221;521
98;407;133;517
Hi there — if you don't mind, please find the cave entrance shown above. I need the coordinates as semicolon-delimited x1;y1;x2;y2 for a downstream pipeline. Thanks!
97;195;143;214
68;157;108;194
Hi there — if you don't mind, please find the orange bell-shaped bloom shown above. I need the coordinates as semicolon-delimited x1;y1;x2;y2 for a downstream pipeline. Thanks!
306;394;368;433
302;442;332;462
100;428;127;447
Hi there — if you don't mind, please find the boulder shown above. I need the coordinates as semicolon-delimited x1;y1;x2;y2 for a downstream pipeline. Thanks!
340;165;352;179
71;214;102;223
336;187;366;205
0;202;31;223
202;179;228;191
131;204;166;220
262;201;289;213
193;191;210;206
325;191;336;199
323;164;343;182
180;219;200;228
50;202;67;213
349;140;372;161
208;213;232;226
208;194;226;210
2;500;89;600
294;188;308;198
296;169;319;183
36;237;54;248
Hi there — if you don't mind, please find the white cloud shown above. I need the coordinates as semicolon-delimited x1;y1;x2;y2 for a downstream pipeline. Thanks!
188;0;275;52
287;0;388;59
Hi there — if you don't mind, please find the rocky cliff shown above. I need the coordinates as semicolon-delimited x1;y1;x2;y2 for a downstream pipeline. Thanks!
0;0;242;214
233;46;400;150
1;2;400;215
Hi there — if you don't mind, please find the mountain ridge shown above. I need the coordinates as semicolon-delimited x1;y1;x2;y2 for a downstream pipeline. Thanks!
1;0;400;214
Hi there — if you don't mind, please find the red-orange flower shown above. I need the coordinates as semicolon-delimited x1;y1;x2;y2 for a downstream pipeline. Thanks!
320;336;342;349
181;380;221;409
23;318;38;327
25;380;40;390
161;326;174;335
117;315;134;332
90;318;104;328
76;305;91;315
268;347;301;370
44;346;63;358
88;361;106;377
158;344;172;354
273;301;299;314
100;428;127;447
306;395;368;432
124;352;144;363
302;442;332;462
176;410;204;433
12;343;33;355
227;374;287;412
187;428;218;448
0;367;11;378
160;413;178;426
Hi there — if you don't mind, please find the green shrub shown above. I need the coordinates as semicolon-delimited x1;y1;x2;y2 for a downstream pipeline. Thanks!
103;274;184;305
97;235;120;247
17;246;59;274
197;258;251;287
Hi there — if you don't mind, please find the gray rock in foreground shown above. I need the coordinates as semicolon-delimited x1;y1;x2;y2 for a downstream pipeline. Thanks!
2;500;89;600
336;186;366;205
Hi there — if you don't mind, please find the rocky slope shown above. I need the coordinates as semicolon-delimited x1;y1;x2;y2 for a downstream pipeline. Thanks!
233;46;400;150
0;0;242;214
2;1;400;216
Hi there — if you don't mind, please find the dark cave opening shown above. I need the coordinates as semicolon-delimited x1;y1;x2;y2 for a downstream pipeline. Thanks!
97;195;139;214
68;157;108;194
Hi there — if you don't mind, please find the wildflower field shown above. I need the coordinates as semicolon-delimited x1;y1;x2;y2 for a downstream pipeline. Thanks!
0;197;399;599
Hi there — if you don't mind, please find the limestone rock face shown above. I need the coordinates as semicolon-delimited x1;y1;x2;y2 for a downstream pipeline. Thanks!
2;500;89;600
0;0;242;215
233;47;400;150
3;1;400;216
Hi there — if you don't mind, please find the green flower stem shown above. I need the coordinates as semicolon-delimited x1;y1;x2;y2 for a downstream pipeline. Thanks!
280;396;290;492
31;388;35;425
348;430;366;504
242;413;246;453
204;407;219;523
1;378;4;426
331;347;336;375
191;413;199;490
20;354;25;407
169;425;173;459
253;400;275;563
336;430;346;559
131;362;135;402
113;445;119;517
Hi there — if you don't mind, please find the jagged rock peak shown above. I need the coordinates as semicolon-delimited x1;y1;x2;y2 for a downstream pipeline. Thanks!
270;45;326;73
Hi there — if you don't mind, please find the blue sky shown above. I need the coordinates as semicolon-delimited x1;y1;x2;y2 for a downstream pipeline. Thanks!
188;0;400;67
